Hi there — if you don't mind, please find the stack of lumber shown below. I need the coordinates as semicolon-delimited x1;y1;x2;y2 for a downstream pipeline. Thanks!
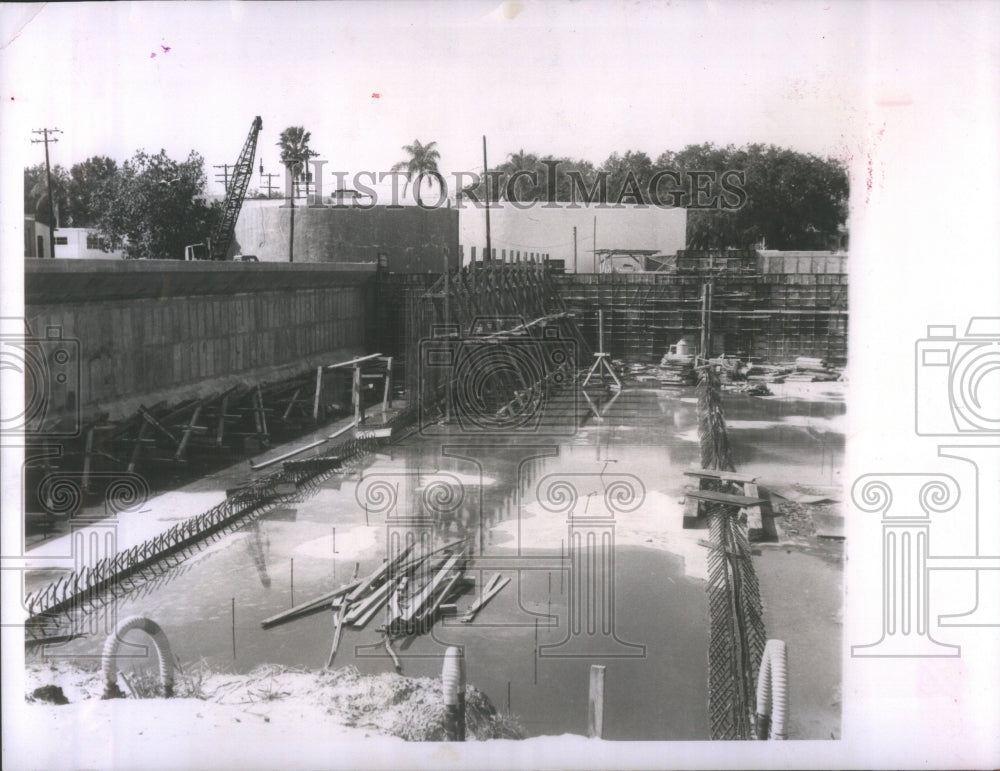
784;357;844;382
260;538;513;637
261;539;512;669
655;358;697;385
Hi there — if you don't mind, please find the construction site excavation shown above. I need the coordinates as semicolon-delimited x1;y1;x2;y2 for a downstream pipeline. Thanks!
20;116;846;748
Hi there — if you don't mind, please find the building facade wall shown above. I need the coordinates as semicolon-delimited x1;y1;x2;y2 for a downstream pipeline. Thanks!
459;203;687;271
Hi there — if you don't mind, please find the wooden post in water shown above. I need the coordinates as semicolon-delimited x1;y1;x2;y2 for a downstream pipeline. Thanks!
588;664;605;738
352;365;362;425
442;646;466;741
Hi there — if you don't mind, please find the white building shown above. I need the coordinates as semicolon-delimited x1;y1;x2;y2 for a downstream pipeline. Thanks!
26;221;124;260
458;203;687;272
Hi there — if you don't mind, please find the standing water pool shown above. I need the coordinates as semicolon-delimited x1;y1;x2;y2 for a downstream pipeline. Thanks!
28;385;843;740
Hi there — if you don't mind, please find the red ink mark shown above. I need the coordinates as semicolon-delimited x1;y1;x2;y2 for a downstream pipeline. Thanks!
371;92;381;99
864;123;887;205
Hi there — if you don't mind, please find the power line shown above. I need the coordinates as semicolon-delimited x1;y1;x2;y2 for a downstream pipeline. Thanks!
213;163;232;191
260;172;280;198
31;127;63;259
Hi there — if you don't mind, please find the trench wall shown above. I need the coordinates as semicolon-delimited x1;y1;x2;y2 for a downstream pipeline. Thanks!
552;251;848;364
23;259;376;427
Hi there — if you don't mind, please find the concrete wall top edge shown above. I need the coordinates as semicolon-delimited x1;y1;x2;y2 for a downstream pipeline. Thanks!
25;259;377;304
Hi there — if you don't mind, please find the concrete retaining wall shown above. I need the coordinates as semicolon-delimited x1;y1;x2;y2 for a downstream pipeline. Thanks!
553;251;848;364
233;202;459;272
24;259;376;426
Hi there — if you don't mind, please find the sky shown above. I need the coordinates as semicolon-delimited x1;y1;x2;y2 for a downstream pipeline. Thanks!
2;0;879;198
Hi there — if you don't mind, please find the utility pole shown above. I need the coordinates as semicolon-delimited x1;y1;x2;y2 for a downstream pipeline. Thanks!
31;128;62;259
593;215;597;273
483;135;491;269
700;282;713;360
213;163;232;192
260;172;280;198
285;162;295;263
573;226;578;273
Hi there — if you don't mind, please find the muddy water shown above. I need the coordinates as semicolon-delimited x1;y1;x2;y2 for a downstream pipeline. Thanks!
33;386;843;740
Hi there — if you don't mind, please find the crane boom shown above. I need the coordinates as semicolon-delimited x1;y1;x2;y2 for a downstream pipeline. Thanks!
211;115;262;259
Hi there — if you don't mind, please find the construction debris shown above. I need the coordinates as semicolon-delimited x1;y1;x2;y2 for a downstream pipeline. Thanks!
259;539;512;669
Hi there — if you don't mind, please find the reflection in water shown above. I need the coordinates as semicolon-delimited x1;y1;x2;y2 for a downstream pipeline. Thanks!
29;387;842;739
244;520;271;588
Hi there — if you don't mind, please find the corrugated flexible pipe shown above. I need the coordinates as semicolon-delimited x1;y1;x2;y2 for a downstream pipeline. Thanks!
102;616;175;699
755;638;789;739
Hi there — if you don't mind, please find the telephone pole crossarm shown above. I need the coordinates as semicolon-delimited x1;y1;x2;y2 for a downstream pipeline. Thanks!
31;127;63;259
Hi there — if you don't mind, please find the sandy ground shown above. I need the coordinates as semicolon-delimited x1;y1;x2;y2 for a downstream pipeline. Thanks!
15;661;605;771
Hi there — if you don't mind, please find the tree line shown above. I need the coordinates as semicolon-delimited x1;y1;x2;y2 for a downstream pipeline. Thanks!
23;127;319;260
461;144;849;250
25;132;848;258
24;150;219;260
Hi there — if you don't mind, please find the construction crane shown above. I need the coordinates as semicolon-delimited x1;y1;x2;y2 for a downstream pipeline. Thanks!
185;116;263;261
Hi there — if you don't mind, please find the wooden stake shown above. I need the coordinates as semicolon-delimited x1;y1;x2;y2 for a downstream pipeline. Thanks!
325;604;347;669
313;365;323;421
81;427;95;493
381;357;392;414
384;635;402;673
588;664;605;738
442;646;466;741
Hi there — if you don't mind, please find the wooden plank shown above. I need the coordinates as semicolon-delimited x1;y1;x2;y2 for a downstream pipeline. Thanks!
345;575;396;621
312;366;323;421
588;665;606;739
460;576;510;623
324;353;384;371
743;482;765;541
402;553;462;623
355;427;392;440
324;604;348;669
683;468;758;484
391;539;468;576
347;579;396;628
249;437;327;471
347;543;415;602
260;580;360;628
386;576;406;624
684;488;766;507
419;571;465;624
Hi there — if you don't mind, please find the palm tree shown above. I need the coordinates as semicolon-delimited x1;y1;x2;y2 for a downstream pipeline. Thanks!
500;148;539;202
391;139;441;206
277;126;318;198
